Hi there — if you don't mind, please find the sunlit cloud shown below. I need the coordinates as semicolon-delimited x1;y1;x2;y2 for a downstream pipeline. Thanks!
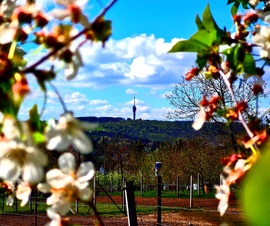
20;34;198;120
126;88;137;95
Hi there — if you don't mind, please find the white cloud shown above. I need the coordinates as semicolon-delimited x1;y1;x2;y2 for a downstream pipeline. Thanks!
53;34;194;89
124;98;144;106
20;34;197;121
95;105;113;111
160;91;172;98
89;99;108;105
125;56;156;79
64;92;88;104
126;88;137;95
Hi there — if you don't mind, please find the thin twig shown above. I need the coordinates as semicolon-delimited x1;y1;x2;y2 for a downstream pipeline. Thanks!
22;0;118;74
219;70;254;139
39;90;47;118
88;200;105;226
48;81;68;113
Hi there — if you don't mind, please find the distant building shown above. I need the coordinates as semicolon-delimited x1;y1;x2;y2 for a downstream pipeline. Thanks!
133;97;137;120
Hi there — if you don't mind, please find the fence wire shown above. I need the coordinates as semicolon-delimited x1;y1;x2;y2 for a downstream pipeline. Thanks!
0;181;241;226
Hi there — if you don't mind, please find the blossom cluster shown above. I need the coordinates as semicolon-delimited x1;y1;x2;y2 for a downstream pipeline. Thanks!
169;0;270;217
0;0;115;225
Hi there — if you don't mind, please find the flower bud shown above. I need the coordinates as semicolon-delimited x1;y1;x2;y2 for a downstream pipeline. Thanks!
243;12;258;25
13;8;32;24
34;12;49;28
235;101;248;113
12;73;30;98
252;84;263;95
233;14;242;24
185;67;200;81
69;5;82;24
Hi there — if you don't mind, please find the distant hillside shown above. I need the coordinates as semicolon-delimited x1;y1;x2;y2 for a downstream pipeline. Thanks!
78;117;244;144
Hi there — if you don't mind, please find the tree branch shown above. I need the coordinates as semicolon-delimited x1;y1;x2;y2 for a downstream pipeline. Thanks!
22;0;118;74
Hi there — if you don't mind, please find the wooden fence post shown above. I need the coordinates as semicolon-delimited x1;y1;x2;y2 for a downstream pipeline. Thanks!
197;173;200;197
124;181;138;226
140;174;143;196
176;174;180;197
190;175;193;208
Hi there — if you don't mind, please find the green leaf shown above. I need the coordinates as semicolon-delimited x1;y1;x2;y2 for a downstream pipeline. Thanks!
33;70;56;91
227;0;235;4
243;53;256;75
169;40;209;53
227;0;250;15
234;44;245;62
222;44;256;75
190;30;216;47
231;2;240;16
196;52;209;69
242;141;270;226
195;15;205;30
202;4;220;32
29;104;39;122
169;3;228;69
28;105;46;144
28;104;41;131
90;17;112;45
32;131;45;143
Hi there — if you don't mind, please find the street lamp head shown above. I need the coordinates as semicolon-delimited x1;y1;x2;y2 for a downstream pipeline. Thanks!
155;162;162;176
155;162;162;170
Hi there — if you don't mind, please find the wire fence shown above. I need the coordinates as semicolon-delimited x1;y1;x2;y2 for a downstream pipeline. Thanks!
0;176;241;226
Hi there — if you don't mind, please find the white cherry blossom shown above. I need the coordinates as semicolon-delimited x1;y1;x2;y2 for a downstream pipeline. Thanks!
192;106;207;130
64;48;83;80
249;0;260;7
215;178;230;216
0;117;48;183
4;180;32;207
45;113;96;154
52;0;90;27
38;153;95;222
254;26;270;58
16;181;32;206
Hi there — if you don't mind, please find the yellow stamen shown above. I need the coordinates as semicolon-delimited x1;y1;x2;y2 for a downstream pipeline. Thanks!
8;40;17;60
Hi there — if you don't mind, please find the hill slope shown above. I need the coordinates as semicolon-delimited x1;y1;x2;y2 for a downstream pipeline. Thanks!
78;117;243;144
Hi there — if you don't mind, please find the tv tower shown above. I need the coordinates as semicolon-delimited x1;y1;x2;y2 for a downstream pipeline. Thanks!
133;97;137;120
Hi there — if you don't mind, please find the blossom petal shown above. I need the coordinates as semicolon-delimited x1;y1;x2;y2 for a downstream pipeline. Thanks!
79;13;90;27
51;199;70;216
23;163;44;183
192;107;206;130
47;207;61;221
77;162;95;182
46;133;69;151
2;117;20;140
64;61;79;80
54;0;75;7
78;187;92;201
6;195;14;206
46;169;72;189
58;153;76;173
38;183;51;193
27;149;48;166
0;27;16;45
71;129;93;154
16;183;32;206
51;9;70;20
47;193;61;206
0;159;20;182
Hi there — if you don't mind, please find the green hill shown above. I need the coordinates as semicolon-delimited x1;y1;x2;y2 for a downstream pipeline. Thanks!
78;117;243;145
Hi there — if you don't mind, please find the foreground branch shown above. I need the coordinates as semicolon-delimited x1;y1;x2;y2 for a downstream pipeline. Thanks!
22;0;118;74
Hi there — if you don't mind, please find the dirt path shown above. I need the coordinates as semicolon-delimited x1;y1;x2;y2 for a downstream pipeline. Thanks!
0;197;248;226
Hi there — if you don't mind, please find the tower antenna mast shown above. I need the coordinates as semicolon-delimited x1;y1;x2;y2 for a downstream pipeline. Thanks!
133;97;137;120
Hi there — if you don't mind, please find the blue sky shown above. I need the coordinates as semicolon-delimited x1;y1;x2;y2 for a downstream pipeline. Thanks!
19;0;268;121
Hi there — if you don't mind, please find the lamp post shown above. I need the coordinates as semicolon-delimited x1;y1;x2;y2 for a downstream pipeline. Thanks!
155;162;162;226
